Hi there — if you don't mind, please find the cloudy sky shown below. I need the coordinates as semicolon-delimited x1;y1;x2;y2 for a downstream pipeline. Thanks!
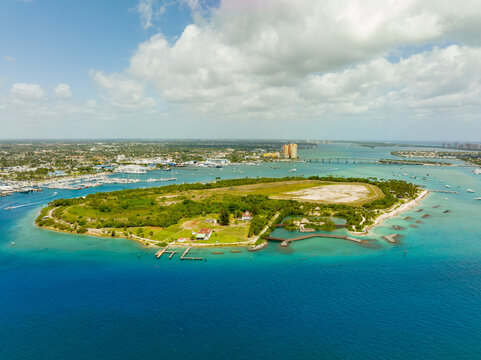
1;0;481;140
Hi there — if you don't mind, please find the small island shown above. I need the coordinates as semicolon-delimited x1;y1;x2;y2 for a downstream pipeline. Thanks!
36;176;425;249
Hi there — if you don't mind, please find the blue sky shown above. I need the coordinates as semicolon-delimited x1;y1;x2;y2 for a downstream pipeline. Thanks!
0;0;193;98
1;0;481;140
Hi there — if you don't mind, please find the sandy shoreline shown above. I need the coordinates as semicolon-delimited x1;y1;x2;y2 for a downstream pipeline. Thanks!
352;190;430;235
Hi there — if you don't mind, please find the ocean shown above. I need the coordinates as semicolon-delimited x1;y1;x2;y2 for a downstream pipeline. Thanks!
1;142;481;359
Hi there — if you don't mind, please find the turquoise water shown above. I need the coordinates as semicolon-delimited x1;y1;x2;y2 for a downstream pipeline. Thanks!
2;143;481;359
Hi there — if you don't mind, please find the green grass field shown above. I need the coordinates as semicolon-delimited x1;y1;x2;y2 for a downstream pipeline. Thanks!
39;178;392;245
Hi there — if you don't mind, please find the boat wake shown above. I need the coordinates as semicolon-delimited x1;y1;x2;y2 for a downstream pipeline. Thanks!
4;191;58;210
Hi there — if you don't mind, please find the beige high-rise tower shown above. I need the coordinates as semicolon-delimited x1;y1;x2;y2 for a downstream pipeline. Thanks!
288;143;297;159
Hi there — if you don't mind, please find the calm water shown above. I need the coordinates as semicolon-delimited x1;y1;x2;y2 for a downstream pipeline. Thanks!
2;143;481;359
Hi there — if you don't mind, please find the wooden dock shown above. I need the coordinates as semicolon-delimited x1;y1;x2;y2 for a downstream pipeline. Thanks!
180;247;203;261
155;245;178;259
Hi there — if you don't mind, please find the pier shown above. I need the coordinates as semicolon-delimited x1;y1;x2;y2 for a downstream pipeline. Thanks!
180;247;203;261
154;245;178;259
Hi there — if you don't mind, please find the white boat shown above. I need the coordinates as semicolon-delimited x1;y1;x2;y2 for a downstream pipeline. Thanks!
474;197;481;200
467;189;475;193
4;206;12;210
474;169;481;175
289;169;297;172
445;185;451;188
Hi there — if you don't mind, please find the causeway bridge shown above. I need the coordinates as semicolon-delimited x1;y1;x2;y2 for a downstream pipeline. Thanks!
306;157;380;164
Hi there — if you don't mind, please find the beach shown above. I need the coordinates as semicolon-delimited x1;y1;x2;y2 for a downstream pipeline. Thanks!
352;190;430;235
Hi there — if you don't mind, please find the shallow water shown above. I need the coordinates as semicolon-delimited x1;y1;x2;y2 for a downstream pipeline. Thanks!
1;143;481;359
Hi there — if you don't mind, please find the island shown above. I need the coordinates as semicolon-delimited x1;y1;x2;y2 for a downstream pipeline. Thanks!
36;176;425;249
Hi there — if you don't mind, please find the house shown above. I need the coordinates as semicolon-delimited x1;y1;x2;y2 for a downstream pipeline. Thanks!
241;211;253;221
196;228;213;240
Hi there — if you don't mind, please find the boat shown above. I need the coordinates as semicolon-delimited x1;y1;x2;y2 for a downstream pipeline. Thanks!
474;169;481;175
4;206;12;210
289;169;297;172
474;197;481;200
445;185;451;188
467;189;475;193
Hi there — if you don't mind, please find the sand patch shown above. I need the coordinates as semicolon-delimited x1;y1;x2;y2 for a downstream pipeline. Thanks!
283;184;371;203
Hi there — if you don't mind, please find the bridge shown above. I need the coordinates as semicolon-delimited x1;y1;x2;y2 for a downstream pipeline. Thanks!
306;157;380;164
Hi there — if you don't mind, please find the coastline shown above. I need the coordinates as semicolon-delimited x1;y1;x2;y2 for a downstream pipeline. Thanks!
36;191;429;248
351;190;430;235
36;222;259;248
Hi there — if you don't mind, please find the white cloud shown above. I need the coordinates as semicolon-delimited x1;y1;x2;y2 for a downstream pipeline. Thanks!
137;0;155;30
10;83;45;101
54;83;72;99
3;56;15;63
89;70;156;110
126;0;481;118
299;45;481;116
4;0;481;139
136;0;167;30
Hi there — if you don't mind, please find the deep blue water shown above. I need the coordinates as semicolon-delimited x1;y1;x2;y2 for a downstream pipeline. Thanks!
2;143;481;359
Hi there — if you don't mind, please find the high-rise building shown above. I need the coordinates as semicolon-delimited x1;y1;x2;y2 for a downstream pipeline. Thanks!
281;143;298;159
288;143;297;159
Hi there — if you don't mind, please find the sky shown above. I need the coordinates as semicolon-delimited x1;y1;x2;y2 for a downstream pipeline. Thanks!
1;0;481;141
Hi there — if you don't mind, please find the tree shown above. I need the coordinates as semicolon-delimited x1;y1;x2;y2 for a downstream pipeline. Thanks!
219;208;230;225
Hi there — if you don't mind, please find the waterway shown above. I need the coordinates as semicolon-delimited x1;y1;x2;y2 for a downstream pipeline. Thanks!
1;142;481;359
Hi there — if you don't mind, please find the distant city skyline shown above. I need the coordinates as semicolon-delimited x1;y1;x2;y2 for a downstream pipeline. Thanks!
2;0;481;140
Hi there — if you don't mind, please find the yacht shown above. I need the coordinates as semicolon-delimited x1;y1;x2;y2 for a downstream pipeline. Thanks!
474;169;481;175
474;197;481;200
467;189;475;193
445;185;451;188
289;169;297;172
